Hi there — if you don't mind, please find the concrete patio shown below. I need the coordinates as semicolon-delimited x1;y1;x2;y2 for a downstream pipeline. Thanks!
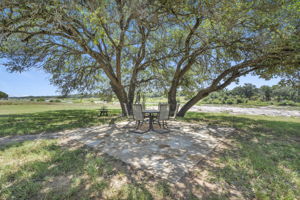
65;120;235;182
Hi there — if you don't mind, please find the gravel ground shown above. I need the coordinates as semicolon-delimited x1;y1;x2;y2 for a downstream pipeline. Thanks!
190;105;300;117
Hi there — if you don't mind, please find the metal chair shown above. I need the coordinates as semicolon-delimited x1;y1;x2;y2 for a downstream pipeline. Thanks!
158;102;168;111
141;104;149;118
132;104;145;129
158;104;169;129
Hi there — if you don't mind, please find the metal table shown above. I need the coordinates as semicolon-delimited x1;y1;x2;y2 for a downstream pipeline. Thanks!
142;109;159;132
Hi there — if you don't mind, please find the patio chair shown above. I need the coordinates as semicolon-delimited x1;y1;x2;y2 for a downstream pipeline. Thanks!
158;103;170;129
158;102;168;111
132;104;145;129
170;103;180;120
152;103;166;124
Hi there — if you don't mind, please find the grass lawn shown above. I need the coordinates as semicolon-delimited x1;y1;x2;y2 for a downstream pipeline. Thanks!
181;112;300;199
0;102;299;199
0;102;121;137
0;140;154;200
0;101;120;115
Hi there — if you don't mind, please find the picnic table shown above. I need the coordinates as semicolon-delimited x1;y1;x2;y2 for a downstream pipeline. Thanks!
99;108;109;116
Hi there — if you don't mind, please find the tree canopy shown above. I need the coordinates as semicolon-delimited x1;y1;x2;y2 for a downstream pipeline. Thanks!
1;0;299;116
0;91;8;99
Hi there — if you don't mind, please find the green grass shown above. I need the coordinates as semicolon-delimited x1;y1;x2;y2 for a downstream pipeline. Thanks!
0;101;120;115
0;109;121;137
0;140;153;200
181;112;300;199
0;102;299;199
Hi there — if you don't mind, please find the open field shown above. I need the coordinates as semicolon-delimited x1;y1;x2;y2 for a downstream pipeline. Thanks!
0;100;121;137
0;100;120;115
0;101;299;199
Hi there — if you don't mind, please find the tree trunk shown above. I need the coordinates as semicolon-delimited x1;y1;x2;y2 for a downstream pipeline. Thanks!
177;89;212;117
135;90;141;103
127;71;138;114
167;59;196;115
111;81;129;116
168;71;182;115
168;85;178;116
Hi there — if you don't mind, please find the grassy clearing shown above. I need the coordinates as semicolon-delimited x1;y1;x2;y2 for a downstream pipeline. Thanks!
0;101;120;115
180;112;300;199
0;102;299;199
0;139;153;200
0;109;121;137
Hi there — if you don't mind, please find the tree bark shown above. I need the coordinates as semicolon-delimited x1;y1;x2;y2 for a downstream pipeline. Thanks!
168;59;196;115
177;88;212;117
168;84;178;116
111;81;129;116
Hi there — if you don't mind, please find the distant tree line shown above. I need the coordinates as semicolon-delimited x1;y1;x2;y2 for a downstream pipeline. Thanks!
200;84;300;106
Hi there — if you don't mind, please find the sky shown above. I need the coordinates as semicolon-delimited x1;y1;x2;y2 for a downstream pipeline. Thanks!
0;65;281;97
0;67;59;97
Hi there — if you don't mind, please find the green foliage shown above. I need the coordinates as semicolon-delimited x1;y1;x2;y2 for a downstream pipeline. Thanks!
201;83;300;106
36;98;45;102
231;84;258;99
0;0;299;115
235;97;245;104
277;100;296;106
49;99;61;103
225;98;234;105
0;91;8;98
260;86;272;101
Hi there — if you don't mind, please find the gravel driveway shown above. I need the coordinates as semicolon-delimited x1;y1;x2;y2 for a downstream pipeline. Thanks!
190;105;300;117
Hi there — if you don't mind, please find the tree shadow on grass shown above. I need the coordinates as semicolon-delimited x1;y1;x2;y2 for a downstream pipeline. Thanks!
177;112;300;199
0;109;121;137
183;112;300;137
1;111;299;199
0;140;153;200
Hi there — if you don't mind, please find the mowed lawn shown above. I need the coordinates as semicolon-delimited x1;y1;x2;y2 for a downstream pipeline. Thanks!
0;102;299;199
0;102;121;137
0;101;120;115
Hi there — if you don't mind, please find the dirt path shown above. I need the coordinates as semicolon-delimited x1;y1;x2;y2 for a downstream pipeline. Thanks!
190;105;300;117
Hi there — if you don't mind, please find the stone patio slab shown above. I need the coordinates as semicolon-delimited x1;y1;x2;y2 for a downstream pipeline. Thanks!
70;121;235;182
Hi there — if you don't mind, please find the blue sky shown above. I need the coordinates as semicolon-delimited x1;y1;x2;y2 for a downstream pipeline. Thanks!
0;65;280;97
0;67;59;97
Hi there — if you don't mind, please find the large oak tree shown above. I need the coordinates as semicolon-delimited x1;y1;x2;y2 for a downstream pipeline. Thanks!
0;0;172;114
1;0;299;116
155;0;300;116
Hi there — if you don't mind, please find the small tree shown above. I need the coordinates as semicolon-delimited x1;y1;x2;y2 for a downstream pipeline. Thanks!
0;91;8;99
260;86;272;101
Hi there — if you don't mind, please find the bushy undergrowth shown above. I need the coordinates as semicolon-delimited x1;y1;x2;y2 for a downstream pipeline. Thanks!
198;83;299;106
